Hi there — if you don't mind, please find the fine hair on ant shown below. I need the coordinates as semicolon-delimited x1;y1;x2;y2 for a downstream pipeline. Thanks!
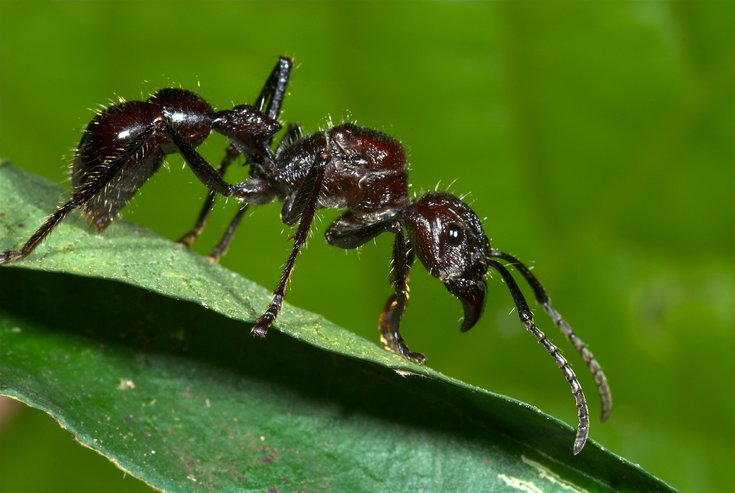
0;56;611;454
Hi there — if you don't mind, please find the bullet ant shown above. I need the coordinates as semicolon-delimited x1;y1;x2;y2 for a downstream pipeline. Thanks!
0;57;611;453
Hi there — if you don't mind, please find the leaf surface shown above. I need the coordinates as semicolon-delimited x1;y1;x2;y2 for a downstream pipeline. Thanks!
0;163;674;492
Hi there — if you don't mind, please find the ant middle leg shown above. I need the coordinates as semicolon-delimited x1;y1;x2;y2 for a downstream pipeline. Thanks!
251;152;328;337
195;124;303;260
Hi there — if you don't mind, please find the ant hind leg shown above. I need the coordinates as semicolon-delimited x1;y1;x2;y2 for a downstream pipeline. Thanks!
1;126;157;264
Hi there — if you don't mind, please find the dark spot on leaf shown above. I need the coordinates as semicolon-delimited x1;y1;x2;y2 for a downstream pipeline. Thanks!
185;459;197;474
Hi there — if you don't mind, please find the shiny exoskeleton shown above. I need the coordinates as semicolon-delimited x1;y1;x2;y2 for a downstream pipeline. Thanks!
0;57;611;454
0;57;292;264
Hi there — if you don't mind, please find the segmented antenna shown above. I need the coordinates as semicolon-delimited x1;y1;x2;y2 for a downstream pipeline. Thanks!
487;259;590;455
489;250;613;422
543;301;612;421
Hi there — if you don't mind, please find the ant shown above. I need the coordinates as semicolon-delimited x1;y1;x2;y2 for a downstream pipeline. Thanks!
0;57;611;454
0;57;292;263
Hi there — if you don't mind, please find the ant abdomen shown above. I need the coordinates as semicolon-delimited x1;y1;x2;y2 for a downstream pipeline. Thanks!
150;89;214;153
1;57;611;454
72;89;215;229
0;56;293;264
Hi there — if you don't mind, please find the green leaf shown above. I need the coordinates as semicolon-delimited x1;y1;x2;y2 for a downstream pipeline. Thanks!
0;162;673;492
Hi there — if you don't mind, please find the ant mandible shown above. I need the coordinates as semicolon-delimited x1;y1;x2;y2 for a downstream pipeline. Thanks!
0;57;611;454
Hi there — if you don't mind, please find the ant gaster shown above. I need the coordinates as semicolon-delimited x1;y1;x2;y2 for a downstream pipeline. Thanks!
0;57;611;454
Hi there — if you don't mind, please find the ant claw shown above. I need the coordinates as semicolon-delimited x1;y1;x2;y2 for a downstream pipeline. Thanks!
251;308;277;338
177;233;196;247
390;339;426;364
206;253;223;264
406;351;426;365
250;325;269;338
0;250;21;265
397;343;426;364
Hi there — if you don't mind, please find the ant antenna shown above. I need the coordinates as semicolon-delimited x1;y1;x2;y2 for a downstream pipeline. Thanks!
486;258;589;454
489;250;612;422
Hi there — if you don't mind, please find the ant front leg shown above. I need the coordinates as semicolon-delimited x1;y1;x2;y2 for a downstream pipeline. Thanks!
324;213;422;361
324;211;394;249
251;152;329;337
378;225;425;363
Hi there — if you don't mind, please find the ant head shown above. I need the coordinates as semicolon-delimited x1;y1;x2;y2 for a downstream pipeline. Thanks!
406;192;490;332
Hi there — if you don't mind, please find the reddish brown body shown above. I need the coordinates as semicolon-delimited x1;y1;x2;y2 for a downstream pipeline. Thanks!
263;124;409;226
72;91;216;229
0;57;611;455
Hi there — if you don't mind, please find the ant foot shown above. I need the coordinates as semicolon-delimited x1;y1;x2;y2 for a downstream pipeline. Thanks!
206;246;226;264
206;253;223;264
0;250;22;265
404;350;426;365
393;340;426;364
251;308;276;338
177;232;196;247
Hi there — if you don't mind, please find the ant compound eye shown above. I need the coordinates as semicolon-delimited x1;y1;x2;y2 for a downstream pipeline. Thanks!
446;223;464;247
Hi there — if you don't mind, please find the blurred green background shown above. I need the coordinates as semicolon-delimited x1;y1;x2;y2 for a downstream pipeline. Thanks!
0;1;732;492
